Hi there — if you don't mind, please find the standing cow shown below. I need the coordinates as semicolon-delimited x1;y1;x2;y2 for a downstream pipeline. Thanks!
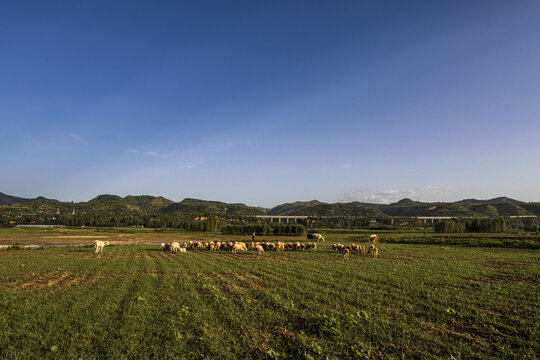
307;233;325;242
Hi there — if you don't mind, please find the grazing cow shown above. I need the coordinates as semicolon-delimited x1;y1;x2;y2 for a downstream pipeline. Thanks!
94;240;110;253
307;233;325;242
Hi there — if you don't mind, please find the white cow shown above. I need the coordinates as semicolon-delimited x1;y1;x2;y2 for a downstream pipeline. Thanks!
307;233;325;242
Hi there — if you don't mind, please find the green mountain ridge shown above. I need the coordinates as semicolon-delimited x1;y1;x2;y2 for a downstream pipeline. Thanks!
0;192;58;205
454;197;524;205
161;198;266;216
0;192;539;218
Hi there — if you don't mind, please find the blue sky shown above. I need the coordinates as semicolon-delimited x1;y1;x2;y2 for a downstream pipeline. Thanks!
1;1;539;206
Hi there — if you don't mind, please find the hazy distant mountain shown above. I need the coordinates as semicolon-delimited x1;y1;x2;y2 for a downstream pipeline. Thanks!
1;192;539;218
0;192;58;205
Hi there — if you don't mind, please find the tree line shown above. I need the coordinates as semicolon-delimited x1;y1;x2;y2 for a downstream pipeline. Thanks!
2;205;539;234
434;218;507;233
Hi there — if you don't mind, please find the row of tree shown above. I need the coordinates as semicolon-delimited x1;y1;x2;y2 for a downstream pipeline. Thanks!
434;218;507;233
2;206;539;233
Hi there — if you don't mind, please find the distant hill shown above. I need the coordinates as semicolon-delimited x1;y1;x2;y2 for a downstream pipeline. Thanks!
124;195;175;209
378;200;475;217
0;192;58;205
1;192;539;218
85;194;176;213
88;194;124;203
269;201;386;217
268;200;325;215
161;198;267;216
454;197;523;205
268;197;538;218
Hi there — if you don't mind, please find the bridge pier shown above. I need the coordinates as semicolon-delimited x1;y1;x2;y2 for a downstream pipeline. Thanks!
254;215;309;224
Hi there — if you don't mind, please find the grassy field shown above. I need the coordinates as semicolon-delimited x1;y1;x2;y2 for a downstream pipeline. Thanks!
0;227;305;247
0;230;538;359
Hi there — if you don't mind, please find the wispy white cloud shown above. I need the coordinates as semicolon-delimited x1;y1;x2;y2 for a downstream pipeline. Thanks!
318;163;356;170
341;189;415;204
127;149;174;158
67;133;87;145
341;186;456;204
127;148;210;169
126;141;240;169
182;155;206;169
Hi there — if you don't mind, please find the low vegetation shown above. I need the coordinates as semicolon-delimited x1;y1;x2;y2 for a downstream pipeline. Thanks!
0;231;537;359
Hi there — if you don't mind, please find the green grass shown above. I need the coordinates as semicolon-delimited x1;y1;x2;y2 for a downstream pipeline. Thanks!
0;243;538;359
318;230;540;249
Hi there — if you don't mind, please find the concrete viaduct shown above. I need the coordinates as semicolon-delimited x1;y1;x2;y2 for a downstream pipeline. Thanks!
416;216;455;224
254;215;309;223
248;215;515;224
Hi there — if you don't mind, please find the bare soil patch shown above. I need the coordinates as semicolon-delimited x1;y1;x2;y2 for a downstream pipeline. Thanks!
476;273;539;284
1;272;107;292
52;235;109;238
484;259;539;268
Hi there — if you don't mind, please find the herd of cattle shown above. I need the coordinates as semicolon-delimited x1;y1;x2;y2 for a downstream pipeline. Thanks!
93;233;379;259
